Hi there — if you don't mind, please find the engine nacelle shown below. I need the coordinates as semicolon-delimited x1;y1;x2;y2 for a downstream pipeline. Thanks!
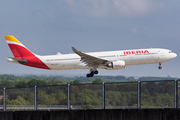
107;60;125;69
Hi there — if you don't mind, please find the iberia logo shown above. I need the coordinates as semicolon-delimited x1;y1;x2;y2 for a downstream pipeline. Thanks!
123;50;149;55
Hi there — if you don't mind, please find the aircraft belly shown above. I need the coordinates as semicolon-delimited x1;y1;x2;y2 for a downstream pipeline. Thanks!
74;63;106;69
55;60;77;70
125;55;159;65
44;60;70;70
75;62;89;69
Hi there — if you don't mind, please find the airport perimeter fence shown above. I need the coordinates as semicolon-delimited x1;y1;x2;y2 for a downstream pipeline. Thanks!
0;79;179;111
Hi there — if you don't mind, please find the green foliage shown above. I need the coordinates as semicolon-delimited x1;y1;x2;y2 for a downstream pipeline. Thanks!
0;74;178;109
27;79;48;87
127;77;136;81
9;100;23;105
68;80;81;84
73;80;81;84
0;81;15;88
15;81;28;88
16;96;30;105
141;101;150;106
79;105;95;109
138;77;176;81
92;78;104;83
38;90;50;105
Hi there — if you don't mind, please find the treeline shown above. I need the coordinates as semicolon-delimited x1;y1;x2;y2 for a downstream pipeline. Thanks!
0;75;106;88
0;74;179;109
0;74;178;88
2;80;179;109
0;74;132;83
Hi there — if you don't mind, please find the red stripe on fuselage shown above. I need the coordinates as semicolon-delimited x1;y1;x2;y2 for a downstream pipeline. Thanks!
8;44;50;70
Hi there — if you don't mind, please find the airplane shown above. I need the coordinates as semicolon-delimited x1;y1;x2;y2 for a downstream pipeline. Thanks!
5;35;177;77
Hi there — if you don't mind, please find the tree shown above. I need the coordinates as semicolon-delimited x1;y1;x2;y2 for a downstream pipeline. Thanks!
37;90;49;105
56;92;67;104
15;81;27;88
16;96;30;105
27;79;48;87
73;80;81;84
92;78;104;83
127;77;136;81
85;105;94;109
144;82;158;95
141;101;150;106
0;81;15;88
8;100;23;105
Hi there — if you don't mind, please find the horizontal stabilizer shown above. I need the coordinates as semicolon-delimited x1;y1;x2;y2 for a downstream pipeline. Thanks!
8;57;27;63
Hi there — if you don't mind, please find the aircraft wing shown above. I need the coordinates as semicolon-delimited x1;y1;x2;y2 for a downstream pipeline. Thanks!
72;47;108;67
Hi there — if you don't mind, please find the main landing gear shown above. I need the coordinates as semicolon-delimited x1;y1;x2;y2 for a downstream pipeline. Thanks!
86;69;98;77
158;63;162;69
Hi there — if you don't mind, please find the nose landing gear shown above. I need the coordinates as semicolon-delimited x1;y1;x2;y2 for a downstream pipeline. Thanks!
86;69;98;77
158;63;162;69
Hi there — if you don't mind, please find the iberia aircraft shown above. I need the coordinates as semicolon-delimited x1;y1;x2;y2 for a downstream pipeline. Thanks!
5;35;177;77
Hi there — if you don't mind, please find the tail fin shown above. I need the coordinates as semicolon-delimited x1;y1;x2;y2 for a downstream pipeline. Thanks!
4;35;50;69
4;35;35;59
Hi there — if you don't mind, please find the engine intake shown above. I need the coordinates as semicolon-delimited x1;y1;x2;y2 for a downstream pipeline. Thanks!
107;60;125;69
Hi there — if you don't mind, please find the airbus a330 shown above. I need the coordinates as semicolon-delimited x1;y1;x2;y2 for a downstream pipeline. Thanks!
5;35;177;77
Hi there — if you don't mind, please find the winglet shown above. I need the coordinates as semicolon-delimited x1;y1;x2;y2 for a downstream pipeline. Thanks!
72;47;79;53
72;47;86;57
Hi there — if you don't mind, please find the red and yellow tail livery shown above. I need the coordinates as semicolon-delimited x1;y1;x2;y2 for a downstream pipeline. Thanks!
5;35;50;69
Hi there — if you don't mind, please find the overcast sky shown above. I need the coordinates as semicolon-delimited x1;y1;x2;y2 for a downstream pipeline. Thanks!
0;0;179;77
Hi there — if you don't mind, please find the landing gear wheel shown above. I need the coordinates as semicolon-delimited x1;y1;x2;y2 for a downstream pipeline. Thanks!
86;70;98;77
94;70;98;74
86;74;90;78
86;73;94;78
90;72;94;77
158;63;162;70
158;66;162;69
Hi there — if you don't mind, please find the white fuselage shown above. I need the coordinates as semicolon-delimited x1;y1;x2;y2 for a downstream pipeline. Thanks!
5;35;177;77
38;48;177;70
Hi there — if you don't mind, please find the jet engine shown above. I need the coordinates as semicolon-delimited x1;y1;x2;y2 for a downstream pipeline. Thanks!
107;60;125;69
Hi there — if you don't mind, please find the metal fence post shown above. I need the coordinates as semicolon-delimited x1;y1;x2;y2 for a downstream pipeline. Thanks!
35;86;37;110
102;82;105;109
3;88;6;111
138;81;141;108
175;79;178;108
68;84;70;110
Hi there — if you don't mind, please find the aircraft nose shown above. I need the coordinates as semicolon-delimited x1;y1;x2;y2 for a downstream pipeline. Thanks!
173;53;177;58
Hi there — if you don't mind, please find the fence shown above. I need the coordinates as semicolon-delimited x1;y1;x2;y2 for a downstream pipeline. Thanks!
0;79;179;111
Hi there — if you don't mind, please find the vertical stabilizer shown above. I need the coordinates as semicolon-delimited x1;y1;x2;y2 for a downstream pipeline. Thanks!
4;35;35;59
4;35;50;69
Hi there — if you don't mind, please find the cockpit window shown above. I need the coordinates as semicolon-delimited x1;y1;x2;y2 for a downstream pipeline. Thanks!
169;51;173;53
